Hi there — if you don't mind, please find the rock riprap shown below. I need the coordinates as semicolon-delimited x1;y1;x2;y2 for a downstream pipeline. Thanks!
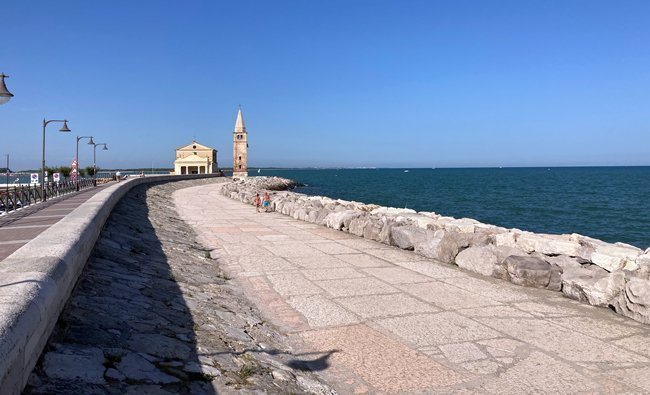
25;178;334;394
221;177;650;324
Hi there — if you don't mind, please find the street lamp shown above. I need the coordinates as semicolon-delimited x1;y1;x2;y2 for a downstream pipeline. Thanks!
4;154;8;208
92;143;107;186
0;74;13;105
42;119;71;201
76;136;94;191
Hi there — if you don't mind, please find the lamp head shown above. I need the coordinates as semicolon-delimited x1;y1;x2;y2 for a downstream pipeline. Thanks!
59;120;71;132
0;74;13;105
88;136;95;145
102;144;108;150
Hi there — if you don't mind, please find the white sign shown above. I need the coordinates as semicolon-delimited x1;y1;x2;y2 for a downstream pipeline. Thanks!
30;173;39;184
43;171;48;182
53;173;61;182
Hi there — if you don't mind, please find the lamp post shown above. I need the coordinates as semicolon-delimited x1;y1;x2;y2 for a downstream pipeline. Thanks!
92;143;107;186
4;154;8;209
42;119;71;201
76;136;94;191
0;74;13;105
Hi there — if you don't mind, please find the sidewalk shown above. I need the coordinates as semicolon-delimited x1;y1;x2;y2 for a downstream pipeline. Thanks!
175;183;650;394
0;186;108;261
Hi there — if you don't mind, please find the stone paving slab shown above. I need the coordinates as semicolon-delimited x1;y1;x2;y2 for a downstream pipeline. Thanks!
175;182;650;394
0;186;108;261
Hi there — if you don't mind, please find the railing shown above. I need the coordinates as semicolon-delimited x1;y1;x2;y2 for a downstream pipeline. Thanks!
0;179;97;215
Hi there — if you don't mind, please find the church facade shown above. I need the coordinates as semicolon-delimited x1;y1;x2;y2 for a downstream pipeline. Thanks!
173;141;218;175
232;107;248;179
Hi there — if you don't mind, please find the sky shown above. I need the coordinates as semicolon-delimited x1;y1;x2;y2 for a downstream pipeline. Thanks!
1;0;649;170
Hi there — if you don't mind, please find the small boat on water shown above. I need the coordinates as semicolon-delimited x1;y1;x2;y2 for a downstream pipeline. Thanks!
404;170;409;173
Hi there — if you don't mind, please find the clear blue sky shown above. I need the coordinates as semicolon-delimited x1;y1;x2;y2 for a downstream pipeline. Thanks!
2;0;649;169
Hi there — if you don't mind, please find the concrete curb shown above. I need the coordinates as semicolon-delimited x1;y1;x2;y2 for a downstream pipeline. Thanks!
0;174;217;394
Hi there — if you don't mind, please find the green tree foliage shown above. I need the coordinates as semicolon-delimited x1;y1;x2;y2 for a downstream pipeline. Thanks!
85;166;96;176
58;166;71;178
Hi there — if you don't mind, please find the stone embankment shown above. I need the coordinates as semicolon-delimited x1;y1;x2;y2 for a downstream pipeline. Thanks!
25;179;334;394
221;177;650;325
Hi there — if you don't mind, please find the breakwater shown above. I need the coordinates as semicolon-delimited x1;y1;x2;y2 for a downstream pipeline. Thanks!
222;177;650;324
261;167;650;249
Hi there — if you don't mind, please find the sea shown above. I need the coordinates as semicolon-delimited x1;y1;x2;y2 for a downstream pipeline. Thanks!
259;167;650;249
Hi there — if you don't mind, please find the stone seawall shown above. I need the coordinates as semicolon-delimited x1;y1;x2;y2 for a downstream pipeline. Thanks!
221;177;650;325
0;174;218;394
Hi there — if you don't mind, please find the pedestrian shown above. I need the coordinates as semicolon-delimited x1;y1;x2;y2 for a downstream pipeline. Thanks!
254;193;262;213
262;192;271;212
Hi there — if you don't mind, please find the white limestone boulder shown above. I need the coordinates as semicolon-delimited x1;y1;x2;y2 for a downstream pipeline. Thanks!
455;246;502;278
515;232;592;259
395;214;438;230
362;216;384;242
414;230;488;264
444;218;480;234
370;207;416;216
390;225;429;251
543;255;583;271
504;255;562;291
324;210;363;231
348;214;369;237
495;231;518;248
561;266;625;307
591;243;643;272
493;246;528;263
612;278;650;324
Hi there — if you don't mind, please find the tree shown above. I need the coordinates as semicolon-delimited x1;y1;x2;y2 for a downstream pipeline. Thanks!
85;166;96;177
44;166;57;177
58;166;71;178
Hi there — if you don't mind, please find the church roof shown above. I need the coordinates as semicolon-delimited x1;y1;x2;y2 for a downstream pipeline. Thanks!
234;107;246;134
176;140;216;151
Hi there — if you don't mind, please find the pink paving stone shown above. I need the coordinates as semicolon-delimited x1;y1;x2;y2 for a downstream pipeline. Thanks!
299;324;466;393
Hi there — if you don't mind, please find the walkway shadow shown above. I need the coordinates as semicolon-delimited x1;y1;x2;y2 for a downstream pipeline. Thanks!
24;182;216;394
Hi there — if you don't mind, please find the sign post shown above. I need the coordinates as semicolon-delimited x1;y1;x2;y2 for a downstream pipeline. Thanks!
71;159;78;184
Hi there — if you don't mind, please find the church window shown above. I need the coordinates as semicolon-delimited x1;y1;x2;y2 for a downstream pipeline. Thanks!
192;145;196;149
193;151;197;155
237;135;242;140
238;156;241;160
239;165;242;169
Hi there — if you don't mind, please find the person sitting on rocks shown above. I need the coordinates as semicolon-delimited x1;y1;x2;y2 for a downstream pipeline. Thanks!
262;192;271;212
254;193;262;213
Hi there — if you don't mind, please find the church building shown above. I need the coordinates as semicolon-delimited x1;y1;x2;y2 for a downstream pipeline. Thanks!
232;107;248;179
173;141;218;175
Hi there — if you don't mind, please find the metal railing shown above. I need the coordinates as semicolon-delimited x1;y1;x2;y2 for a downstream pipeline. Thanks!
0;179;96;215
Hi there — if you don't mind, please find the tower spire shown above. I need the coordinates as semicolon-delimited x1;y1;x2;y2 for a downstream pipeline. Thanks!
234;106;246;134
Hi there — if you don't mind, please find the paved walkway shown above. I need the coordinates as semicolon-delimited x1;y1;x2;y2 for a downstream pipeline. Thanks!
0;185;109;260
175;183;650;394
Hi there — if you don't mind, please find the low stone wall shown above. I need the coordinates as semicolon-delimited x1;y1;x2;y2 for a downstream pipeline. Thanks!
0;174;218;394
222;177;650;324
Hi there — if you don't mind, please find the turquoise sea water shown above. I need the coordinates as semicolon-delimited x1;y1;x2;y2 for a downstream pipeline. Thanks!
260;167;650;249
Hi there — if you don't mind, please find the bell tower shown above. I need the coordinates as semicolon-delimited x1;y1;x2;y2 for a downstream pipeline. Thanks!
232;106;248;179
